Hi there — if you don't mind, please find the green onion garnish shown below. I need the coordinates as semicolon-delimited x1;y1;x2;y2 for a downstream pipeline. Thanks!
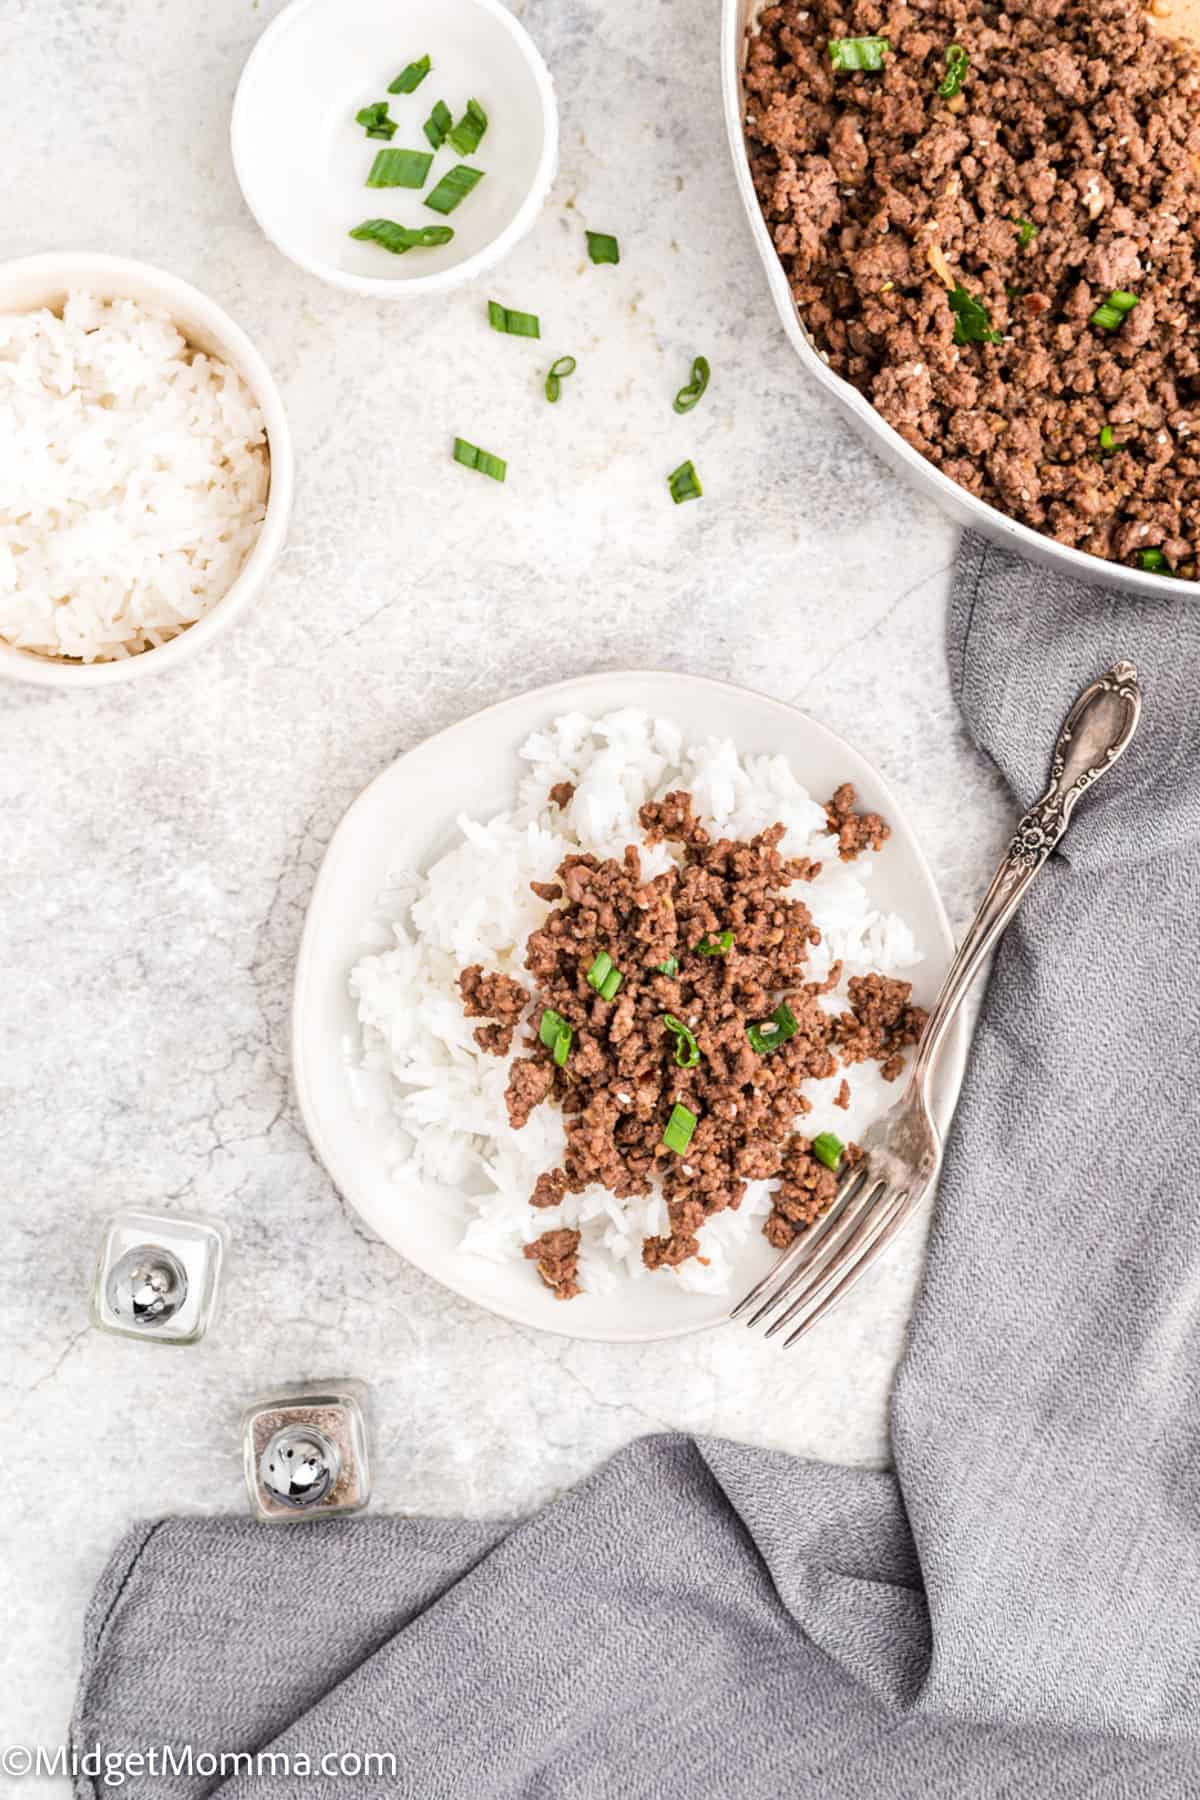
355;102;397;140
695;931;733;957
655;956;679;977
488;301;541;339
1098;425;1123;454
545;355;577;403
938;44;968;96
812;1132;844;1172
1091;290;1139;332
538;1007;573;1067
586;952;612;990
828;35;890;71
669;459;703;505
662;1014;700;1069
349;219;455;255
747;1002;799;1057
948;285;1003;346
586;231;620;265
448;98;488;156
423;100;453;149
1013;216;1039;249
453;437;506;482
366;147;434;189
673;355;710;415
388;55;431;94
599;967;623;1002
424;164;486;215
662;1102;697;1156
1136;548;1176;574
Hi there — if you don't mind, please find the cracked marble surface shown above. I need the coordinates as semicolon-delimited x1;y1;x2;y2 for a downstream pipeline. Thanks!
0;0;1012;1777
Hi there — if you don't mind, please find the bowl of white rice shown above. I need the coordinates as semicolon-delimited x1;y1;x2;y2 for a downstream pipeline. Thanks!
0;252;293;686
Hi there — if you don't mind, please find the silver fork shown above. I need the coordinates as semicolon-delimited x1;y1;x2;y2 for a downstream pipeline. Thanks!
731;659;1143;1348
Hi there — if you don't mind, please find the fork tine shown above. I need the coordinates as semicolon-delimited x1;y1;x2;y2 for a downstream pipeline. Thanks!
762;1178;891;1339
781;1183;927;1347
732;1163;871;1326
728;1161;868;1322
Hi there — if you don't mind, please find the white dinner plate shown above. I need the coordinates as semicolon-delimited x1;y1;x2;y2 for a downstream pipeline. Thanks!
292;670;969;1342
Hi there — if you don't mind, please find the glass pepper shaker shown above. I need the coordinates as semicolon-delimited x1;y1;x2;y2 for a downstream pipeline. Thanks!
242;1380;371;1524
90;1209;227;1345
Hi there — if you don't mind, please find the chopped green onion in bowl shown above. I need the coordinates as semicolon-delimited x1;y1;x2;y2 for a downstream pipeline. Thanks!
355;102;397;140
366;147;433;189
423;100;452;149
453;437;506;482
388;55;431;94
812;1132;844;1172
424;165;486;215
662;1102;698;1156
673;356;710;415
448;98;488;156
488;302;541;339
669;459;703;504
349;219;454;255
828;35;890;71
545;355;577;403
662;1014;700;1069
586;231;620;265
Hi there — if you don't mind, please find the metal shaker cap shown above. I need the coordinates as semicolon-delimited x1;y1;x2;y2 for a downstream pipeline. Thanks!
105;1244;188;1328
259;1425;342;1509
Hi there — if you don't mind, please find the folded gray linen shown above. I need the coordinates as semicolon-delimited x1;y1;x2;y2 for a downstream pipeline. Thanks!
72;535;1200;1798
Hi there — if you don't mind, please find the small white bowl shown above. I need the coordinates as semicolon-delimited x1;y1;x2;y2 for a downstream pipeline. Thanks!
231;0;559;298
0;252;294;690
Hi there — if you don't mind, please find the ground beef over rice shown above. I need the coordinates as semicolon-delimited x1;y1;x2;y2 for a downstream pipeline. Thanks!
744;0;1200;574
460;786;927;1296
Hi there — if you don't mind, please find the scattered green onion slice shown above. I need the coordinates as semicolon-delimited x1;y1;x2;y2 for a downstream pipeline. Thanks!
812;1132;844;1172
1013;216;1039;249
586;231;620;265
388;55;431;94
599;967;624;1002
747;1002;799;1057
669;459;703;504
828;35;890;71
366;147;433;189
545;355;577;403
423;100;452;149
1136;548;1179;575
663;1014;700;1069
948;284;1003;346
673;355;710;415
356;102;397;140
425;164;486;215
1098;425;1124;454
655;956;679;977
538;1007;573;1066
453;436;506;482
1091;290;1139;332
662;1102;698;1156
349;219;454;255
696;930;733;956
938;43;968;97
586;952;612;990
488;301;541;339
448;98;488;156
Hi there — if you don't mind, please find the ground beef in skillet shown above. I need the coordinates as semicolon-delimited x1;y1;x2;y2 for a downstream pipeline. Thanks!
459;791;928;1294
744;0;1200;574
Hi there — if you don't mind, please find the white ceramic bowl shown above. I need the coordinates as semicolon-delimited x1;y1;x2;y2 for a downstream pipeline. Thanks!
721;0;1198;598
0;252;294;690
231;0;559;298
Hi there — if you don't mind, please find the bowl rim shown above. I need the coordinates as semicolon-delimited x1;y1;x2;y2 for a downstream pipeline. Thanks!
720;0;1199;598
230;0;560;299
0;251;295;689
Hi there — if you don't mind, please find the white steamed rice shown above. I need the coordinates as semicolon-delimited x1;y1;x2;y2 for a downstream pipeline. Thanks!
351;710;923;1298
0;291;268;662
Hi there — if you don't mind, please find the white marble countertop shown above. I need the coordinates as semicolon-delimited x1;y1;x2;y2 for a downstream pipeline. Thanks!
0;0;1012;1779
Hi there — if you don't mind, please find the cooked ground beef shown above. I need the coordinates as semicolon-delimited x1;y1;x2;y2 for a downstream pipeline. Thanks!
458;964;528;1057
460;790;928;1294
825;782;890;860
745;0;1200;573
548;781;576;808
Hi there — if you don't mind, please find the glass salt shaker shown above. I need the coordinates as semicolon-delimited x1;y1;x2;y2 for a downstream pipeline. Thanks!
242;1380;371;1524
91;1209;227;1345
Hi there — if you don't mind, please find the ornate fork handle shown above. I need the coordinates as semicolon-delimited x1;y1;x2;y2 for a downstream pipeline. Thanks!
910;660;1143;1093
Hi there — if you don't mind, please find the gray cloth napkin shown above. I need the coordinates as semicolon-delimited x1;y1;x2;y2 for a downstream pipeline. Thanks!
72;535;1200;1798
